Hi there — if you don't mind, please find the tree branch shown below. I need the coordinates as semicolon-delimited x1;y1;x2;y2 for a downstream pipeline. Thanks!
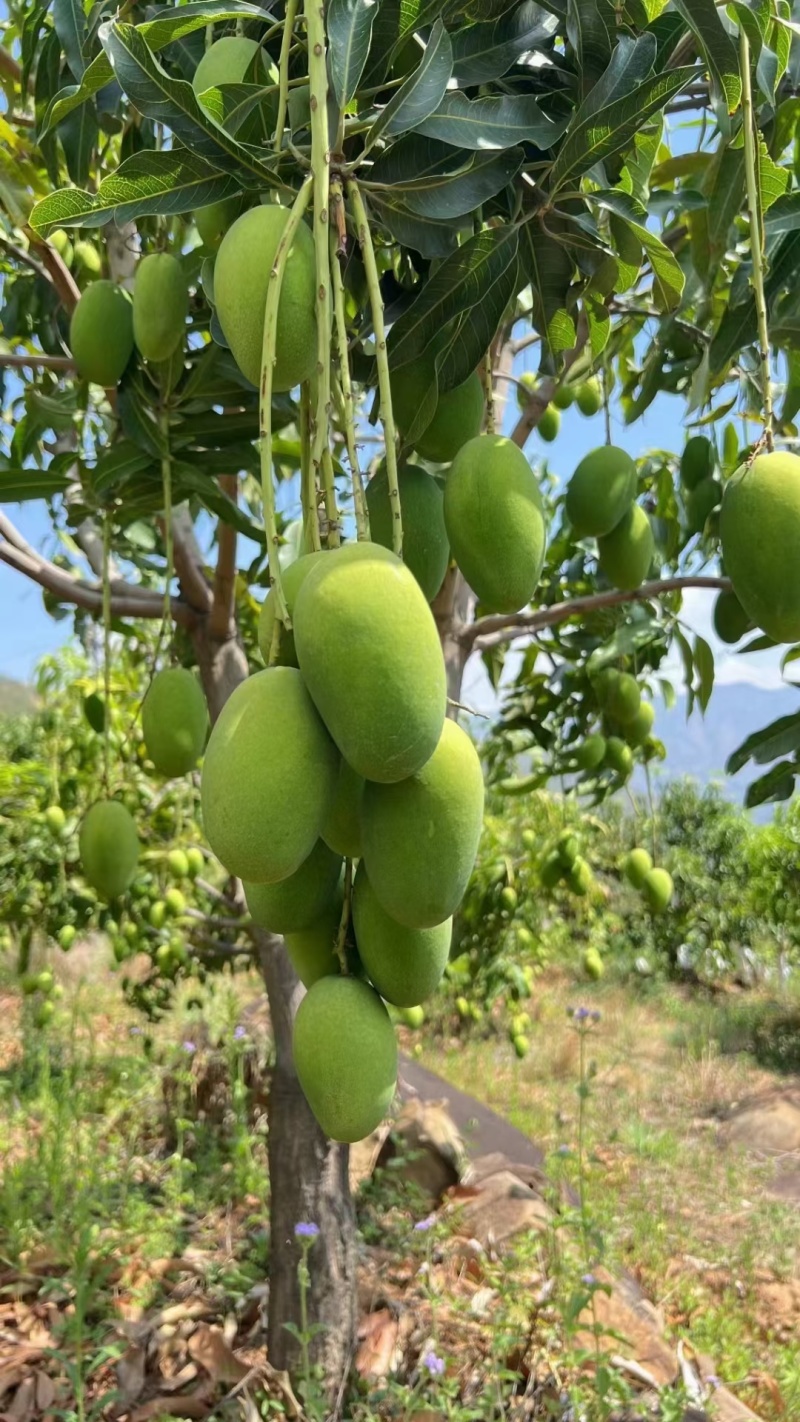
171;505;213;614
0;352;76;371
509;310;589;448
23;230;82;312
0;535;198;626
209;475;239;639
461;576;733;652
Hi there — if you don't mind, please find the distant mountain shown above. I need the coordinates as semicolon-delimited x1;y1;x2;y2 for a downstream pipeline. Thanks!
0;676;37;717
642;680;799;814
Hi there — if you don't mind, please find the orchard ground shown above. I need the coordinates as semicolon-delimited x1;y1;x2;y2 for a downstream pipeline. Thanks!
2;944;800;1421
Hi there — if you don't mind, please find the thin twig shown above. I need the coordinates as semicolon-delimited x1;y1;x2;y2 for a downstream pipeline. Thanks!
740;28;774;451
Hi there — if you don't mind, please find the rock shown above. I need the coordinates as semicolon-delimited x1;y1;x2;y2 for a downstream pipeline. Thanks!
445;1168;551;1247
720;1089;800;1153
375;1098;464;1203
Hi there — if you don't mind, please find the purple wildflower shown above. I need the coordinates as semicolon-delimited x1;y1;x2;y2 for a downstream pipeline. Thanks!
581;1273;597;1287
591;1010;602;1023
294;1221;320;1239
414;1214;437;1232
706;1374;721;1391
182;1040;197;1054
129;1025;142;1036
556;1144;571;1157
573;1006;591;1023
422;1351;445;1377
233;1025;247;1040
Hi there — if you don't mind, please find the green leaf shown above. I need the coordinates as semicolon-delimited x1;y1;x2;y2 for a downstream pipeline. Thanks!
549;63;696;194
0;468;72;501
369;145;523;220
693;632;714;713
518;218;576;365
388;224;520;388
328;0;377;110
371;198;460;257
98;21;278;184
744;761;796;808
413;92;568;151
566;0;615;95
30;148;243;233
758;136;789;213
590;190;684;311
53;0;88;81
40;3;272;139
171;462;265;541
671;0;741;114
727;711;800;773
58;103;98;188
689;142;744;281
367;18;452;147
765;191;800;236
709;231;800;375
450;1;559;85
90;440;156;496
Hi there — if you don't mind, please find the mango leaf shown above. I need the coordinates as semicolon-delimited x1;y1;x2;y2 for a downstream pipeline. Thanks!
450;1;559;85
549;64;696;194
371;198;460;257
97;21;278;183
413;92;568;150
727;710;800;773
566;0;615;95
765;191;800;235
40;2;273;138
388;224;519;387
53;0;88;81
689;141;743;281
0;468;73;501
671;0;741;114
710;230;800;375
328;0;377;109
401;149;523;219
744;761;796;807
518;218;576;366
693;632;714;713
90;440;156;496
366;19;452;147
58;103;98;187
30;149;243;233
590;190;684;311
576;33;656;124
171;461;265;541
758;136;789;212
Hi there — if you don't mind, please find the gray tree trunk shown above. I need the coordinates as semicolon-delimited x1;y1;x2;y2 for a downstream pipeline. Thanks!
433;565;475;711
192;617;356;1391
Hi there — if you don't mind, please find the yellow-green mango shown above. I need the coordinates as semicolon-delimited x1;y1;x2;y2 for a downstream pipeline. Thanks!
200;667;338;882
214;204;317;390
285;887;345;987
642;866;673;914
684;477;721;535
598;669;640;724
575;378;602;416
566;446;636;538
142;667;208;777
567;857;593;895
605;736;633;777
79;800;139;900
133;252;188;363
195;196;244;250
192;36;278;125
713;590;752;644
443;434;546;613
294;545;446;783
352;863;451;1007
721;452;800;642
537;404;560;443
574;733;606;770
257;551;327;667
361;718;484;928
623;847;652;890
244;839;342;934
293;976;398;1142
582;946;604;979
680;434;714;490
624;699;654;747
597;504;654;590
366;463;450;601
321;759;365;858
391;362;484;464
69;281;133;387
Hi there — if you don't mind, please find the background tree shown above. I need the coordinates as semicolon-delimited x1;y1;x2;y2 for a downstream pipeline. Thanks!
1;0;799;1388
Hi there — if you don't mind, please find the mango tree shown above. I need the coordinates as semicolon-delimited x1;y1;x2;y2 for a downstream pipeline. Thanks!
2;0;800;1391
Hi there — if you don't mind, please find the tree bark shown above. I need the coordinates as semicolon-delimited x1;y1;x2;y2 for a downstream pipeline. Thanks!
192;613;356;1392
432;565;475;712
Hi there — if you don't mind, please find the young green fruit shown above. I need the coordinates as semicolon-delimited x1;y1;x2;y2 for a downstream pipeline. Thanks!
574;734;606;771
294;545;446;784
537;404;560;443
499;885;518;912
553;383;575;410
540;851;563;890
45;805;66;835
244;840;342;935
720;452;800;642
680;434;714;490
133;253;188;363
167;849;190;881
597;505;654;591
582;947;604;980
624;700;655;747
79;800;139;900
391;363;484;464
366;464;450;602
214;204;317;391
642;867;673;914
599;670;641;725
556;830;579;869
201;667;338;883
186;847;205;879
149;901;167;929
285;888;346;988
192;37;277;122
165;887;186;917
401;1005;425;1029
713;590;752;645
521;828;536;850
444;434;546;614
293;976;398;1142
456;996;470;1020
623;848;652;890
352;863;451;1007
565;447;636;538
58;924;76;951
142;668;208;778
567;857;593;896
195;196;244;249
575;377;602;416
257;551;328;668
513;1034;529;1059
361;718;484;929
684;477;721;536
605;737;633;778
70;281;133;387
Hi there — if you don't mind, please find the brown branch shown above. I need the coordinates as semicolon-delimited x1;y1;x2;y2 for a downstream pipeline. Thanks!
171;505;213;614
461;576;733;652
0;353;76;371
0;45;25;88
509;311;589;448
0;536;198;626
209;475;239;638
23;230;82;312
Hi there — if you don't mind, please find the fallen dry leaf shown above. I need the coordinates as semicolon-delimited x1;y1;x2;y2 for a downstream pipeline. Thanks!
6;1377;35;1422
188;1326;249;1385
33;1373;55;1412
355;1309;400;1380
130;1381;215;1422
115;1344;146;1407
